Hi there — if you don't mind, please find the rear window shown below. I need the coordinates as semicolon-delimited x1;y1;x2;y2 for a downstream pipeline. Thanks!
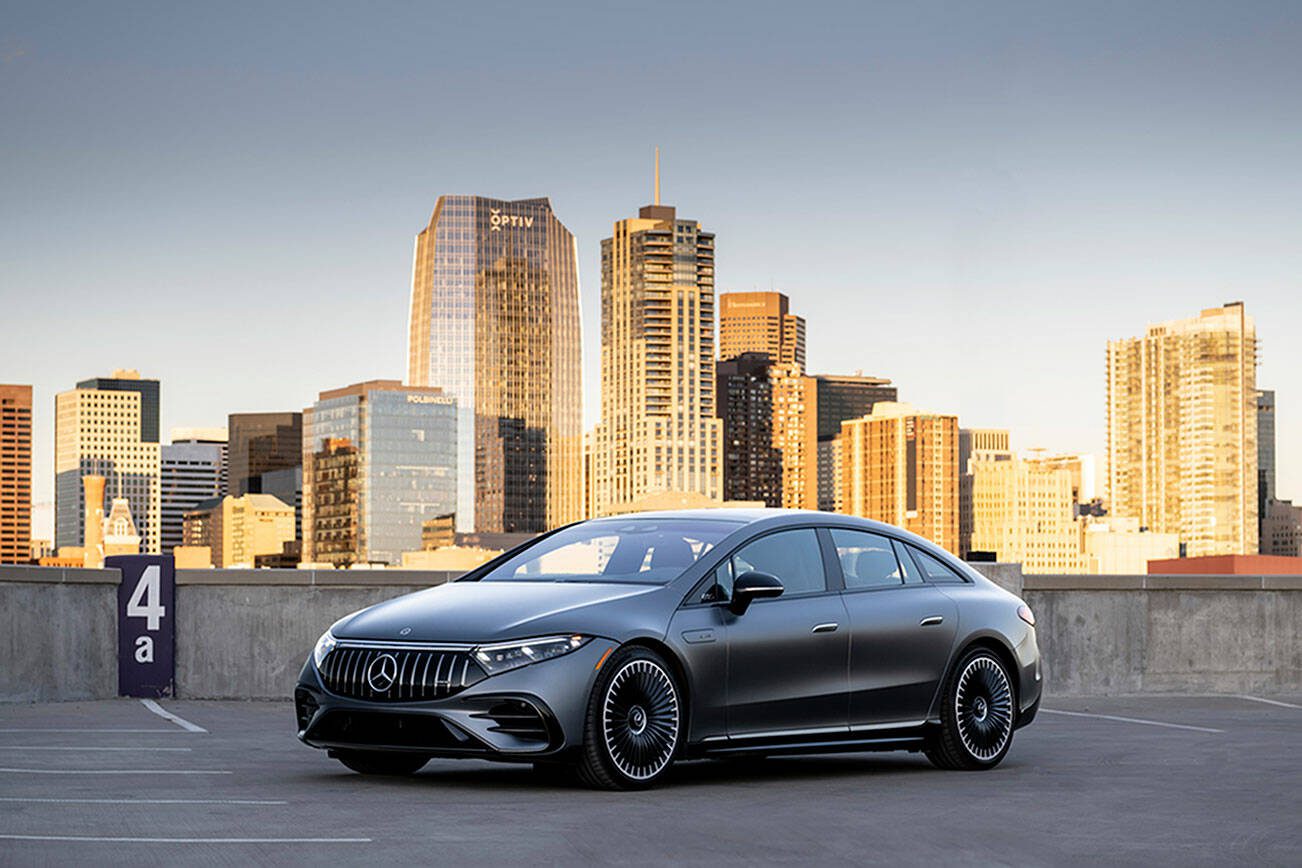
905;545;969;584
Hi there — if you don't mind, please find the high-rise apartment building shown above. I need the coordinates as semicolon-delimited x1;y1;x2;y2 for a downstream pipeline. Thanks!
719;291;806;372
716;353;781;506
302;380;457;567
407;195;582;534
1107;302;1258;556
815;374;897;511
160;441;224;553
589;163;723;515
0;385;33;564
55;372;161;553
770;363;818;509
838;403;959;552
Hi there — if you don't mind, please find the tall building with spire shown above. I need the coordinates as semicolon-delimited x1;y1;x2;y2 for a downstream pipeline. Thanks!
1107;302;1258;557
407;195;582;533
590;152;723;514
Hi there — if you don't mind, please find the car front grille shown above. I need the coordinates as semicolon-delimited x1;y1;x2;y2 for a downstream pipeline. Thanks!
320;644;486;702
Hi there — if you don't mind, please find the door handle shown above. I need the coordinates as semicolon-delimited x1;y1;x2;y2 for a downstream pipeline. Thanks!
919;615;944;626
811;622;839;634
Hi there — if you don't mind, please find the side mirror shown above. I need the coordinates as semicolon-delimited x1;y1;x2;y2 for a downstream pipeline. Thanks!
729;571;784;615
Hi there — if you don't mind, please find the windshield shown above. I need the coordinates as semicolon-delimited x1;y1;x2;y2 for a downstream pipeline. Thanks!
477;518;743;584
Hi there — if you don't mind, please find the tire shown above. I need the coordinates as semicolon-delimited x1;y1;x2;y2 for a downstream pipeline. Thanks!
335;749;429;776
576;646;683;790
926;647;1016;771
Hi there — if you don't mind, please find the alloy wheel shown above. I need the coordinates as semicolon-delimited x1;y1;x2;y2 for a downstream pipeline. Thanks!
954;655;1014;761
601;658;680;781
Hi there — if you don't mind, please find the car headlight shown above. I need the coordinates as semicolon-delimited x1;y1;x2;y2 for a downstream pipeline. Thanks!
312;630;337;669
473;634;589;675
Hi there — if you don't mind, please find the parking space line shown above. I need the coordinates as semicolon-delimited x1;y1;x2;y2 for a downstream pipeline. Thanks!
1042;708;1224;734
0;797;287;805
140;699;207;733
0;767;231;775
0;834;370;843
0;746;192;752
0;729;184;734
1233;694;1302;710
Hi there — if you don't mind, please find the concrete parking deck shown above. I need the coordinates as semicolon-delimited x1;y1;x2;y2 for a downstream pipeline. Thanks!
1;696;1299;865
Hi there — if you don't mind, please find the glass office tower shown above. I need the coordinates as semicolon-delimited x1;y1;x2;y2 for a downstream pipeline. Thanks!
302;381;457;567
407;196;582;533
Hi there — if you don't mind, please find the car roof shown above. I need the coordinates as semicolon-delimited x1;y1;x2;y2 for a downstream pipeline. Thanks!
586;508;898;533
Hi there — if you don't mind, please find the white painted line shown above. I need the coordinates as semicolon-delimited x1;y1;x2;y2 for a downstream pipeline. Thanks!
0;729;183;734
0;797;286;805
0;834;370;844
1233;694;1302;710
0;767;231;775
140;698;208;733
1042;708;1224;734
0;746;192;752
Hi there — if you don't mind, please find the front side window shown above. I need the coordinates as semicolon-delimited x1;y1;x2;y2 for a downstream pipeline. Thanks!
831;529;904;589
730;529;827;596
478;519;742;584
908;545;968;584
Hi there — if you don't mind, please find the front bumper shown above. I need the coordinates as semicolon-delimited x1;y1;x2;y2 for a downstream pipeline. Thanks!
295;638;617;760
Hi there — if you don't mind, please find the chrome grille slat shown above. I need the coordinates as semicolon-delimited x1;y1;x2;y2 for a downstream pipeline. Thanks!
321;644;484;702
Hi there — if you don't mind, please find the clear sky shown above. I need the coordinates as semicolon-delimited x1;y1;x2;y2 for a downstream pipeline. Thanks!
3;1;1300;539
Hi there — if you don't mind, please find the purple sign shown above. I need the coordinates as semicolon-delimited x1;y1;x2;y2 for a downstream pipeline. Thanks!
108;554;176;698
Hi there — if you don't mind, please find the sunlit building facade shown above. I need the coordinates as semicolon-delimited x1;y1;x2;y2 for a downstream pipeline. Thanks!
302;381;457;567
160;441;224;553
1107;302;1258;556
719;291;806;372
838;403;959;552
815;374;896;511
407;195;581;533
0;385;32;564
589;172;722;515
770;363;818;509
54;372;161;554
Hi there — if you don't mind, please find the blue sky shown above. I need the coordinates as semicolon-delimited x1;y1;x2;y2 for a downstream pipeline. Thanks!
3;1;1300;538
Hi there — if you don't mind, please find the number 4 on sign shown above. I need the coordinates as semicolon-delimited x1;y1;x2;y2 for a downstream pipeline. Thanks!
127;565;166;631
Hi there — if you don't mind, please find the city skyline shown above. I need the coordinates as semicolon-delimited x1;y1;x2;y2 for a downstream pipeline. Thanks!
4;3;1301;539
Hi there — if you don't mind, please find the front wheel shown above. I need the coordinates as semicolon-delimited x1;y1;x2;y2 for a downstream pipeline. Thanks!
576;646;682;790
335;749;429;776
926;648;1016;770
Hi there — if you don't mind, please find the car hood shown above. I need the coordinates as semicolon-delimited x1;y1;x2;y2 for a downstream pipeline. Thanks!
332;580;665;644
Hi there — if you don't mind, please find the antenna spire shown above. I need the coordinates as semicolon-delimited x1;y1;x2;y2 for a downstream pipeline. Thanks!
653;146;660;206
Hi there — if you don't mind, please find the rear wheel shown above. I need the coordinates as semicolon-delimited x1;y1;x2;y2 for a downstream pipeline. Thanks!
335;749;429;776
576;646;682;790
926;648;1016;770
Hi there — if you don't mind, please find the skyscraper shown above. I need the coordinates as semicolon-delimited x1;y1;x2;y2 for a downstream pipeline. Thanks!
407;195;582;533
228;412;302;541
814;374;897;511
838;403;959;552
55;372;161;554
589;156;723;515
716;353;781;506
1107;302;1258;557
170;427;229;495
770;363;818;509
302;380;457;567
1257;389;1275;524
719;291;806;371
160;441;224;553
0;385;32;564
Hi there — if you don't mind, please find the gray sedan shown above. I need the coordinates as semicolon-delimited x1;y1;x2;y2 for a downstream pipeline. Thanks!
295;509;1042;789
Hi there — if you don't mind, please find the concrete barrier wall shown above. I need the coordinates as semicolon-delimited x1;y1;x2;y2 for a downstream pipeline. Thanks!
0;567;120;702
2;565;1299;701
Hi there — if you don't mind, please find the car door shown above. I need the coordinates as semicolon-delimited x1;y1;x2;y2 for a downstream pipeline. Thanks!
722;528;850;738
830;529;958;727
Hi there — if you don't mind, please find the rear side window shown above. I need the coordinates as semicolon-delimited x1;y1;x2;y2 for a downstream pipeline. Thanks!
731;529;828;596
830;529;903;589
906;545;969;584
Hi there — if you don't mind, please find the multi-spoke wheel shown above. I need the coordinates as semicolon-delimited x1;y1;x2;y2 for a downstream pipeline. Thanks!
926;647;1016;770
576;646;681;789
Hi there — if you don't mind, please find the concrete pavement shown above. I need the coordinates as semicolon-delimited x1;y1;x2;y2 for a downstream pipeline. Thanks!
0;695;1299;865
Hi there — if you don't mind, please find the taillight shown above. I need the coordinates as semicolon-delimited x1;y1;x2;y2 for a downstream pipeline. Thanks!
1017;604;1035;627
